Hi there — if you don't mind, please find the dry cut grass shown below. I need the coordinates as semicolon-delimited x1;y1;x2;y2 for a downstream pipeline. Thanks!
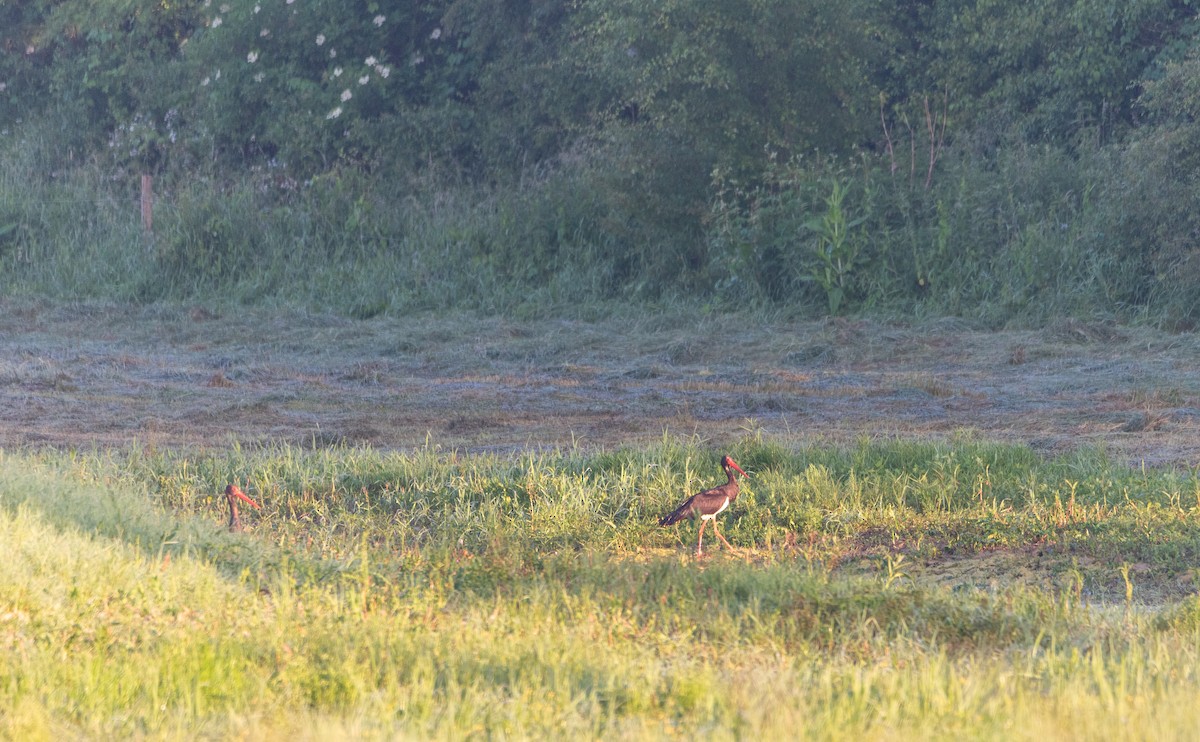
3;300;1200;467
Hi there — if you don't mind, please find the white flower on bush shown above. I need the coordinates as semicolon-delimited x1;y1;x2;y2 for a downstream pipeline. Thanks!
211;16;222;28
329;48;337;58
376;65;390;79
254;4;261;13
327;107;342;120
253;72;265;83
358;75;369;85
373;15;385;27
365;56;377;67
431;28;441;40
260;28;270;38
340;89;352;102
247;51;259;63
316;34;325;46
333;67;343;77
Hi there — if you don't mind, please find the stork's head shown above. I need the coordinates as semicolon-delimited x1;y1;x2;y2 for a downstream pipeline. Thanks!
721;455;747;478
225;484;261;510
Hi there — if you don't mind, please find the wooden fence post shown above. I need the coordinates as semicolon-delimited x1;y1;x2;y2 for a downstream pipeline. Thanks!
140;174;154;235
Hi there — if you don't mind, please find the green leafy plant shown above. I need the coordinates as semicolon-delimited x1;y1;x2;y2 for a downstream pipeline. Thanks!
802;178;866;314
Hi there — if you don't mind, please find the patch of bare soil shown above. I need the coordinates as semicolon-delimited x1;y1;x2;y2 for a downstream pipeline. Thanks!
3;301;1200;468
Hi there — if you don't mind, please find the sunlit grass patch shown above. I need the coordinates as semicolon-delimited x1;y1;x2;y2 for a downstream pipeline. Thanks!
2;437;1200;737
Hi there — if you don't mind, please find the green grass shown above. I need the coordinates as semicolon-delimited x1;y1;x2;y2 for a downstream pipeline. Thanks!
3;437;1200;738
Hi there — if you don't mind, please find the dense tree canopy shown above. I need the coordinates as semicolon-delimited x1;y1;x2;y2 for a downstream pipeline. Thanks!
1;0;1195;177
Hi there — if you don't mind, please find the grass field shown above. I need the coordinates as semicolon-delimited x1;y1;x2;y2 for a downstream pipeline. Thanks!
3;433;1200;739
4;303;1200;738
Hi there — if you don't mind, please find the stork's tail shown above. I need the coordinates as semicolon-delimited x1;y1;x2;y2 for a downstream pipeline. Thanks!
658;501;693;527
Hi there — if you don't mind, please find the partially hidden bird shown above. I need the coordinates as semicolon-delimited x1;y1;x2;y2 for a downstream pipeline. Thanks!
658;455;747;555
224;484;261;532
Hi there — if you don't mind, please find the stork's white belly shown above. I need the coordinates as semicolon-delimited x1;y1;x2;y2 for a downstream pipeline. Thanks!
700;498;730;520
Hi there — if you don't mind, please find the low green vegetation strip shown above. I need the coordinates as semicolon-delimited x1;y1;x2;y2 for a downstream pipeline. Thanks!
3;438;1200;738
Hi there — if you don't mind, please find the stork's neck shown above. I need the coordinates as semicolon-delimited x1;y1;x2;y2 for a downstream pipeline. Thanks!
724;465;739;485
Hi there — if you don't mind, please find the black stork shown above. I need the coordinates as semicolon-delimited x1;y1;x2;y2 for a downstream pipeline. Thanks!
658;455;747;555
223;484;261;532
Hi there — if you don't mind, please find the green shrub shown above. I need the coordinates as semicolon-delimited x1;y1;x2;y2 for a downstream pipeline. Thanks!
1085;48;1200;323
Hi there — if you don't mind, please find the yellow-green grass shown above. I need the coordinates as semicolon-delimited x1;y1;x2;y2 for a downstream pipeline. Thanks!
3;438;1200;739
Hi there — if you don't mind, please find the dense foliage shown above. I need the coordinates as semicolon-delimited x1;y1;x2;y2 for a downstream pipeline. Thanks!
4;0;1200;322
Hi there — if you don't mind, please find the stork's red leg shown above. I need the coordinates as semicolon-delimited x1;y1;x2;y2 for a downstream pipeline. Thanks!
712;519;737;552
696;520;707;555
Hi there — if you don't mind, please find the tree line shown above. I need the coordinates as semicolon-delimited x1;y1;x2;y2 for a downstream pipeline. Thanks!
4;0;1200;321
